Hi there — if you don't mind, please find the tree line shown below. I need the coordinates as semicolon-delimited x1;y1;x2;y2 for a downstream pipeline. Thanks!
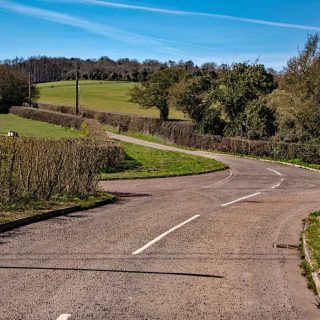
0;56;205;83
1;34;319;143
129;34;320;143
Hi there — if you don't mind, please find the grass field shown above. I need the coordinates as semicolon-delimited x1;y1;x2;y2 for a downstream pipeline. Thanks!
0;114;83;139
101;141;226;180
37;80;186;120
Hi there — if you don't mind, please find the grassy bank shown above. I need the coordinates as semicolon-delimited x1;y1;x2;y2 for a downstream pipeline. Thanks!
0;193;115;224
37;80;186;120
105;125;320;172
101;141;227;180
0;114;83;139
305;211;320;272
300;211;320;294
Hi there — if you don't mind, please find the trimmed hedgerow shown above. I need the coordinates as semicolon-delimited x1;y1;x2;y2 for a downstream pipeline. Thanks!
37;103;320;165
9;106;124;168
0;137;102;204
10;106;83;130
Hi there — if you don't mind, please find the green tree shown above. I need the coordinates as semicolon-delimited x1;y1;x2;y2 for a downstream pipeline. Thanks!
270;34;320;141
245;98;276;139
200;108;226;135
211;63;277;136
0;66;39;113
169;76;212;123
128;68;186;120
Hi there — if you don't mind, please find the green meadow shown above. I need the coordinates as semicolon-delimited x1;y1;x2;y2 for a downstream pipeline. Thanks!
37;80;186;120
0;114;83;139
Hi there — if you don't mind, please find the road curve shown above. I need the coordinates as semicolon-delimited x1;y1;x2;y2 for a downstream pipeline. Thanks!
1;134;320;319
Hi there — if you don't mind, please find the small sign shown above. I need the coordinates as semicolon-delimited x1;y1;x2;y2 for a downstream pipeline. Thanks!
8;131;19;137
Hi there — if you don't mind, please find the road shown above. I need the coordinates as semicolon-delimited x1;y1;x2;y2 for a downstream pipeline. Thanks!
1;134;320;319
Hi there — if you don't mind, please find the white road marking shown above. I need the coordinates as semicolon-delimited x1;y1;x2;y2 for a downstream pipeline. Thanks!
267;168;283;176
201;169;233;189
132;215;200;255
271;178;285;189
221;192;261;207
56;315;71;320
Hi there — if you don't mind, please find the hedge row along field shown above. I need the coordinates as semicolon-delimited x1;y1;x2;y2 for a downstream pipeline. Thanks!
0;138;101;204
10;106;124;168
1;107;124;208
36;103;320;165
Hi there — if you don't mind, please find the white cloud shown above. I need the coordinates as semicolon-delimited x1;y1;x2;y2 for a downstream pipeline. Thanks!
60;0;320;32
0;0;163;46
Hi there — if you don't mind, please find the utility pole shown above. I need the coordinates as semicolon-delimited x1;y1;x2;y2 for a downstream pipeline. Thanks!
75;64;80;116
28;62;32;107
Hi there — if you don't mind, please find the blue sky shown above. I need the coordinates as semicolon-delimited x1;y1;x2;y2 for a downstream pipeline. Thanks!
0;0;319;69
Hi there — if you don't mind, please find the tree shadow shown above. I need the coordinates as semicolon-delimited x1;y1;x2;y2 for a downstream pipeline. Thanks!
101;153;142;174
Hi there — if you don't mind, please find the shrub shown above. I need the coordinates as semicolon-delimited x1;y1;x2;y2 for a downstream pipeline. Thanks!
10;106;125;168
0;137;101;204
10;106;84;129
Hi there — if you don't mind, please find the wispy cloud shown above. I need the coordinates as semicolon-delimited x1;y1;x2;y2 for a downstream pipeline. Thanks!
59;0;320;32
0;0;164;46
0;0;219;54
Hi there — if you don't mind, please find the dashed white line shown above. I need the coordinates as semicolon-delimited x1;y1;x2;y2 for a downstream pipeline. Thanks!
201;169;233;189
267;168;283;176
271;178;285;189
56;315;71;320
221;192;261;207
132;215;200;255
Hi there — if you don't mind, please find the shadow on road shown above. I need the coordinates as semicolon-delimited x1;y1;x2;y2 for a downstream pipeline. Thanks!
0;265;223;279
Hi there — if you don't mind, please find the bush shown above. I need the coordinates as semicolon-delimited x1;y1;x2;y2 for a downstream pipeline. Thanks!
0;137;101;204
10;106;84;129
10;106;125;168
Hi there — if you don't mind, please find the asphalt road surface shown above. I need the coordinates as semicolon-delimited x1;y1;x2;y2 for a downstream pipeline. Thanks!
1;134;320;320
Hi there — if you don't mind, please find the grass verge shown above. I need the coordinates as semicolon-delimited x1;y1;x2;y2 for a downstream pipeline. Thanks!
0;114;83;139
104;125;320;171
100;141;227;180
0;193;115;224
300;211;320;294
285;159;320;171
305;211;320;270
104;125;196;150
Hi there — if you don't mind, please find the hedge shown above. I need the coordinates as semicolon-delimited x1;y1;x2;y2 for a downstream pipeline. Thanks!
0;137;102;204
9;106;124;167
36;103;320;164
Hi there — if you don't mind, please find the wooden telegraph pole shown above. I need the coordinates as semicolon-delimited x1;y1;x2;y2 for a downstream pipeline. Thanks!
28;62;32;107
75;64;80;116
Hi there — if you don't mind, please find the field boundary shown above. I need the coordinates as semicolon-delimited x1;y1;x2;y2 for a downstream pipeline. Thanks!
9;106;124;167
107;131;320;174
36;103;320;165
